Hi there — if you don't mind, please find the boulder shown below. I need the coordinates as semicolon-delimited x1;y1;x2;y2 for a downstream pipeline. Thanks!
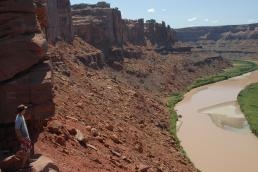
0;154;23;172
90;128;99;137
30;155;59;172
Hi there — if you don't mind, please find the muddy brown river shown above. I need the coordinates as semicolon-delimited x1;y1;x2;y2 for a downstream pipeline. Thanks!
176;70;258;172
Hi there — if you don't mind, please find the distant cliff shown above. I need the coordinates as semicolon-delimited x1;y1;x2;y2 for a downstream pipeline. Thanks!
176;23;258;42
72;2;123;54
71;2;176;57
47;0;73;43
0;0;54;151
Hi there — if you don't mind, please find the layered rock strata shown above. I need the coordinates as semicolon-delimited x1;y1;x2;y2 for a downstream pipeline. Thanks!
145;20;176;47
72;2;123;54
0;0;47;81
0;0;54;152
123;19;145;45
72;2;176;61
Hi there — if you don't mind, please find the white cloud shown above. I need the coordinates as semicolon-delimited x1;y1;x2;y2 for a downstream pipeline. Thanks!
248;19;256;23
161;9;167;12
187;17;197;22
211;20;219;24
147;8;155;13
204;18;209;22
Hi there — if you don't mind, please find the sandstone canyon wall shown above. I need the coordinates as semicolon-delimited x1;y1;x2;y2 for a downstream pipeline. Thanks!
0;0;54;151
47;0;73;43
72;2;123;54
145;20;176;47
72;2;176;59
123;19;145;45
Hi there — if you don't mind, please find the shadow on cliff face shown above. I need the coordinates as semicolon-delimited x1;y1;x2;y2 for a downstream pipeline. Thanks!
0;61;54;158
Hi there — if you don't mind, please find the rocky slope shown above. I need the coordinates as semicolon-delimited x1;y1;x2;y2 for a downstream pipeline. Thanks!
34;38;230;172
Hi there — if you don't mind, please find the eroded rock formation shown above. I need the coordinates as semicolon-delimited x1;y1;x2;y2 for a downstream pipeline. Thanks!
72;2;123;54
71;2;176;60
145;20;176;47
123;19;145;45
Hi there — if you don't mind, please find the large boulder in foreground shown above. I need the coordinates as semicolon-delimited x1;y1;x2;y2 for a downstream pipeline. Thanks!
0;155;59;172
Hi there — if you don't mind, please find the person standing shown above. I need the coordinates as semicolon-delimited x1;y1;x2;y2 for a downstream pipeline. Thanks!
15;104;32;167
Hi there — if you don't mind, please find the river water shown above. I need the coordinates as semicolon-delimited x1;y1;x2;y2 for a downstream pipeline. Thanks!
176;70;258;172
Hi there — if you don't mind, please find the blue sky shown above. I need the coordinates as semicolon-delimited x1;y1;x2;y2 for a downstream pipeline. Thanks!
70;0;258;28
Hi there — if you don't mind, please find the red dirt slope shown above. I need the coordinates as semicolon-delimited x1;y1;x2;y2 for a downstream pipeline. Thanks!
35;38;230;172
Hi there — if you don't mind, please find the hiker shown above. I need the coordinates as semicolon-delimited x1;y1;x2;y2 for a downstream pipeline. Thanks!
15;104;32;168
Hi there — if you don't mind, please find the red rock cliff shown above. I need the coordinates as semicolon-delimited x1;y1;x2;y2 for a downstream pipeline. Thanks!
72;2;123;54
123;19;146;45
71;3;176;55
145;19;176;47
0;0;54;151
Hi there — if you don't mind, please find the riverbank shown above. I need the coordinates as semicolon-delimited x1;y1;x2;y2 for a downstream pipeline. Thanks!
169;60;258;144
188;60;258;90
238;82;258;136
175;63;258;172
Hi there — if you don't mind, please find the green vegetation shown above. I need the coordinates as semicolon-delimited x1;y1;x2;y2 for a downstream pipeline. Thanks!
238;82;258;136
166;60;258;171
168;92;183;136
168;60;258;146
167;60;258;170
188;60;258;90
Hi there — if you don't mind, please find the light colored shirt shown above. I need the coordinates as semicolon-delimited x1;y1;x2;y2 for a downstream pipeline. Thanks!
15;114;30;139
